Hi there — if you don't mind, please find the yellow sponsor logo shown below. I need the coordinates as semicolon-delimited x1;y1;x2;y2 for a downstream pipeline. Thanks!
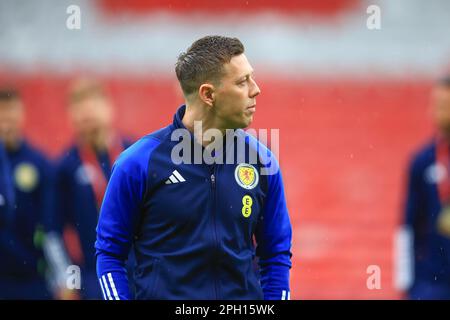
14;162;39;192
438;206;450;237
242;195;253;218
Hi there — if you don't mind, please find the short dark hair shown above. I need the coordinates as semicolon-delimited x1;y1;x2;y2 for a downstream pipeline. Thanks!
175;36;245;96
0;88;20;102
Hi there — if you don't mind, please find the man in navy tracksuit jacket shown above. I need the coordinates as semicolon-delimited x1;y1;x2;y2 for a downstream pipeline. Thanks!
0;141;18;276
1;139;54;299
0;142;14;225
96;36;293;300
0;89;52;299
396;75;450;299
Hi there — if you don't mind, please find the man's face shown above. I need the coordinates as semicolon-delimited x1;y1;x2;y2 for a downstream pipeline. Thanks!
212;54;261;129
0;99;24;146
68;96;113;138
433;85;450;134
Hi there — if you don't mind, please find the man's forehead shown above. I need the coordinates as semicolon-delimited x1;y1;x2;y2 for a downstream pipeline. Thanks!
223;54;253;77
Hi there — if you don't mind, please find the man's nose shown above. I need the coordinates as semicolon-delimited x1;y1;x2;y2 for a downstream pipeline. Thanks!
249;78;261;98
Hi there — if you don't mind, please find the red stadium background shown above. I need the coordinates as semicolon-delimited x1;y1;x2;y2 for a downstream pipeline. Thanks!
0;74;434;299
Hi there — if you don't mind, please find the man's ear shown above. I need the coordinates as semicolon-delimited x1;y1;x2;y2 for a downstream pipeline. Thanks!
198;84;215;107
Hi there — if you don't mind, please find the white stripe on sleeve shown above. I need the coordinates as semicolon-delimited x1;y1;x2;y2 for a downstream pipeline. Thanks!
98;278;107;300
393;226;414;291
107;272;120;300
101;275;113;300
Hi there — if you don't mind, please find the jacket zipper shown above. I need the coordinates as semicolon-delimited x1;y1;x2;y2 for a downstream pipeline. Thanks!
210;170;220;299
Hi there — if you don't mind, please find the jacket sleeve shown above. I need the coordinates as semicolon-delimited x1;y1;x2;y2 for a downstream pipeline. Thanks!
394;155;423;291
40;158;73;294
0;142;14;225
255;155;293;300
95;144;150;300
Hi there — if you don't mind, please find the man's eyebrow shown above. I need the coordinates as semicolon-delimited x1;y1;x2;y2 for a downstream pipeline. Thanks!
236;70;255;82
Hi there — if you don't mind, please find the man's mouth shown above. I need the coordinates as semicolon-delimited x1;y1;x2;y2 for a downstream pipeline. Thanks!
247;104;256;112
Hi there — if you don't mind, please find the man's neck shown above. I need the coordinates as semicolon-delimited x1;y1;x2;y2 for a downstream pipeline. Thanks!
80;128;112;152
3;136;21;152
182;103;225;147
440;130;450;144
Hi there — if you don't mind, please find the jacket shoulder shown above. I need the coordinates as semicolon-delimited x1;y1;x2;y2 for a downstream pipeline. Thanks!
409;140;435;172
114;127;171;173
21;141;52;168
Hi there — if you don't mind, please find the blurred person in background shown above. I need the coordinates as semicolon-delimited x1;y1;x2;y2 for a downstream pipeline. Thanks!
0;132;14;228
396;74;450;299
55;79;134;299
0;141;14;228
0;140;21;298
0;88;55;299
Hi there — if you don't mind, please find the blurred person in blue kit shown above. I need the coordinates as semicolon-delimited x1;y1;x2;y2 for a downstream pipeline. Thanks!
0;141;14;218
0;140;19;297
55;79;134;299
0;121;15;232
0;88;55;299
396;74;450;300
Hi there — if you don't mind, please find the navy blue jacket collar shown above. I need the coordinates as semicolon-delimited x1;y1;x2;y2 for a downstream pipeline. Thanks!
5;139;27;156
173;104;187;130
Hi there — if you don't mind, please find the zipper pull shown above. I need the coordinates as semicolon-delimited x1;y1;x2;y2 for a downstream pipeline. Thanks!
211;174;216;188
